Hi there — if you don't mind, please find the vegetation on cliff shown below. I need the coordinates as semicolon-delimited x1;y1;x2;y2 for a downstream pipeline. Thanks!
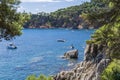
84;0;120;79
101;59;120;80
0;0;30;41
24;0;107;29
85;0;120;59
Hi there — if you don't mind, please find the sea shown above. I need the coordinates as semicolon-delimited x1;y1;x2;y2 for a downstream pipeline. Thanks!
0;29;94;80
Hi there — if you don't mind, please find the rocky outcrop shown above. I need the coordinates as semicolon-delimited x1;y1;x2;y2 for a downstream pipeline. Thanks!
54;44;111;80
84;44;104;61
63;49;78;59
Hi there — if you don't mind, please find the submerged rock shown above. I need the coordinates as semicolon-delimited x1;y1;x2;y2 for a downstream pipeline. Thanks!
63;49;78;59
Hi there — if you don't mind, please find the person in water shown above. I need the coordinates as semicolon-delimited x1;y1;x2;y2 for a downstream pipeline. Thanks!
71;44;74;49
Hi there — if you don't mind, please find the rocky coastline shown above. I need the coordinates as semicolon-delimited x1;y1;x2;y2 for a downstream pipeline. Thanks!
54;44;111;80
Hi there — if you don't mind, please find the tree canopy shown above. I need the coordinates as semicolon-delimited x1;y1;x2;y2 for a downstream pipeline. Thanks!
85;0;120;59
24;1;107;29
0;0;30;41
82;0;120;79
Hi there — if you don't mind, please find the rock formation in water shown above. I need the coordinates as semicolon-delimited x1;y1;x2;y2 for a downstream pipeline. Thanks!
54;44;111;80
63;49;78;59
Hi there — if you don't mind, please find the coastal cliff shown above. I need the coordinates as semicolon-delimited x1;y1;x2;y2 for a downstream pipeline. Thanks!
54;44;111;80
24;0;106;29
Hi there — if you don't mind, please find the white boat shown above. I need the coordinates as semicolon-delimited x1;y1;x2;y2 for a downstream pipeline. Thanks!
7;43;17;49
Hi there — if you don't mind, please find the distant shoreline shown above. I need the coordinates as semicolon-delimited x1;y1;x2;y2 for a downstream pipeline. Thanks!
23;27;97;30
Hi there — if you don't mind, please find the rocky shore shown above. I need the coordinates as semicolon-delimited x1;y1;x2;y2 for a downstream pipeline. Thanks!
54;44;111;80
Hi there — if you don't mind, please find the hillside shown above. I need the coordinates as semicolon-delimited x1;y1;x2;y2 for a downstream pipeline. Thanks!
24;0;107;29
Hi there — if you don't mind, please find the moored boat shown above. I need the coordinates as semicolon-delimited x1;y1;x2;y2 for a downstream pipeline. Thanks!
7;43;17;49
57;39;66;42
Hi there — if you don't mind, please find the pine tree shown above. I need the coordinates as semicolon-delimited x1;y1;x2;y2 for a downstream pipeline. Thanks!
0;0;30;41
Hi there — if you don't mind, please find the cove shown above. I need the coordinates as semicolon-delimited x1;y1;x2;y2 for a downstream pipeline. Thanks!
0;29;94;80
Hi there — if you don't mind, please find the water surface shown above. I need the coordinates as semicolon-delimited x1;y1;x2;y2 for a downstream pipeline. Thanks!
0;29;94;80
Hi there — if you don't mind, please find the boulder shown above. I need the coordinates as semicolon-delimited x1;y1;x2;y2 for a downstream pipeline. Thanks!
64;49;78;59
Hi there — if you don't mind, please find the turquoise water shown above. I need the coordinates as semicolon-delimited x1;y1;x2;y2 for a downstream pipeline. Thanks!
0;29;94;80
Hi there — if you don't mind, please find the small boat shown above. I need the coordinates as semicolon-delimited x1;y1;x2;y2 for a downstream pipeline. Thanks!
7;43;17;49
57;39;66;42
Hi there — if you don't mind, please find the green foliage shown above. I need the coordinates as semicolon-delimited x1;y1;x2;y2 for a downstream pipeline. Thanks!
86;40;95;44
26;74;53;80
101;59;120;80
84;0;120;79
109;2;114;8
0;0;30;41
85;0;120;59
24;1;107;29
26;75;36;80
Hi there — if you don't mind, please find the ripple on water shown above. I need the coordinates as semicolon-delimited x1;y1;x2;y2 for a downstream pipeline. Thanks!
30;56;43;63
67;63;74;67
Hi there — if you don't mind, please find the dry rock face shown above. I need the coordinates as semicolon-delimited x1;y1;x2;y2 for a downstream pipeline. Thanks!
54;44;110;80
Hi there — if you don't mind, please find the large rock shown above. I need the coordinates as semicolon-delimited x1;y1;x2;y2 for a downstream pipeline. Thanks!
64;49;78;59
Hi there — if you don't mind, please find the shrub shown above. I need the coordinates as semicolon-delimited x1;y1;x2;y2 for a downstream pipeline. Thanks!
101;59;120;80
26;74;53;80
